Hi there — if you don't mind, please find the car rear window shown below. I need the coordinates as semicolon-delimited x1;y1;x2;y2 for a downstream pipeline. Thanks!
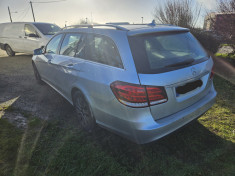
128;31;208;74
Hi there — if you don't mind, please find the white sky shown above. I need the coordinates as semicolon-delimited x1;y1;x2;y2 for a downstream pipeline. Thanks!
0;0;217;27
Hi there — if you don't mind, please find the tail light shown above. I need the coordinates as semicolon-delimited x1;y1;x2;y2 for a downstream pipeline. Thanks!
210;65;215;79
110;81;168;108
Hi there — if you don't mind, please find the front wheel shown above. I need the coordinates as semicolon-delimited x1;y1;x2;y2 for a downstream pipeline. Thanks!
5;45;15;56
32;62;43;85
73;91;96;132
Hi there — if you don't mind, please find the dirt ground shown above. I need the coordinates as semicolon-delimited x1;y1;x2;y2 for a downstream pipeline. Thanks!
0;49;75;127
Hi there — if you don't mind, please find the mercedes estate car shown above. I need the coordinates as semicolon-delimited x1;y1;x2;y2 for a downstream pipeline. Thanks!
32;23;217;144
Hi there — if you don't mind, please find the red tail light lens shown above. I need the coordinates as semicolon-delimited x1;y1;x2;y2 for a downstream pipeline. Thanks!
210;65;215;79
110;81;168;108
146;86;168;105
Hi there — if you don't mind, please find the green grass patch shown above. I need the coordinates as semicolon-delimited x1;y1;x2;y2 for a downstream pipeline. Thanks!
0;76;234;176
215;53;235;59
220;44;235;47
0;119;23;176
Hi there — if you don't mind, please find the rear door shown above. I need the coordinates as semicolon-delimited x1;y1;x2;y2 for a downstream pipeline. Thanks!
128;31;213;120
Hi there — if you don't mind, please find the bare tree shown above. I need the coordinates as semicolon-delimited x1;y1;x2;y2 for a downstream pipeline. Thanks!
218;0;235;12
153;0;201;28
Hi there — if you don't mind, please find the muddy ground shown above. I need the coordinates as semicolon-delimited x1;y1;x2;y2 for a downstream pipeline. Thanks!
0;49;76;128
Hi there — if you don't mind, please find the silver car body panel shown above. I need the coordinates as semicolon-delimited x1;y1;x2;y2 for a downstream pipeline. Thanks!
32;24;217;144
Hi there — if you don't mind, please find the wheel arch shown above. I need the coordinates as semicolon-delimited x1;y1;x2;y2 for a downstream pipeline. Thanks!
71;86;96;120
2;43;8;50
71;86;92;107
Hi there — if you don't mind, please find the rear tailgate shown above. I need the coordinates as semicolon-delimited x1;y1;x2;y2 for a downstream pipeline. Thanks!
138;59;213;120
128;28;214;120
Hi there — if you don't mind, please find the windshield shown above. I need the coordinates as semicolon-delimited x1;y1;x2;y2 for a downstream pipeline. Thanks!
128;31;208;74
34;23;61;35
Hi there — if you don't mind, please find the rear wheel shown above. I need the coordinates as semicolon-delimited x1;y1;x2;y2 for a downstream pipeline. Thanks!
32;62;43;85
73;90;95;132
5;45;15;56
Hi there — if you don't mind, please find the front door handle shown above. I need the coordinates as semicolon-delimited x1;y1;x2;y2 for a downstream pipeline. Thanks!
66;63;74;67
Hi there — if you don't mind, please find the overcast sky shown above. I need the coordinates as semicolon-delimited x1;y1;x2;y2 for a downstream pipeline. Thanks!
0;0;217;27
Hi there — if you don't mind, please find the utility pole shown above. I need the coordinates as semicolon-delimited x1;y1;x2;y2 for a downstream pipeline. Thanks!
29;0;66;22
8;6;12;22
30;1;36;22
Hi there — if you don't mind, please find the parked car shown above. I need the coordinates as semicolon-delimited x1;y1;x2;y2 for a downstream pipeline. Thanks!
0;22;61;56
32;23;217;144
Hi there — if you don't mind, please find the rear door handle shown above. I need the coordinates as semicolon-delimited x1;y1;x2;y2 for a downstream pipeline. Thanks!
24;36;27;39
19;36;22;38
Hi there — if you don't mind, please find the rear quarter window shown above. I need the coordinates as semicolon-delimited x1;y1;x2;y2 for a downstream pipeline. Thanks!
85;34;123;68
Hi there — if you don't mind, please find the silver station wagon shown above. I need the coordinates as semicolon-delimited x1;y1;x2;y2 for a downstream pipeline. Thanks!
32;23;217;144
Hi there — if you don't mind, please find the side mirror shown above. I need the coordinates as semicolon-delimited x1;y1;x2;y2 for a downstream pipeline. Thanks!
41;46;45;54
29;33;38;38
34;48;43;55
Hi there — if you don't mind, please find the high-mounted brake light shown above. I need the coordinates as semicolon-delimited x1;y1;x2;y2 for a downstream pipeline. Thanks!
110;81;168;108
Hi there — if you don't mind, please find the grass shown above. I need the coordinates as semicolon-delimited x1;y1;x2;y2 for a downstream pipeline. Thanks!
0;76;234;176
220;44;235;47
215;53;235;60
0;119;23;176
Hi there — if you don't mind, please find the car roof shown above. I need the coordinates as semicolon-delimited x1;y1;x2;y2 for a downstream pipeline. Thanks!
61;23;189;36
0;22;57;25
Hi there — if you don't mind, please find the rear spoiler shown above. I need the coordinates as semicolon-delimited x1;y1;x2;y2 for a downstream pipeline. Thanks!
127;27;189;36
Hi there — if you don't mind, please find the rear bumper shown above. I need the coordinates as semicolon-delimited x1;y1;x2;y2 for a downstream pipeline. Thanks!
128;85;217;144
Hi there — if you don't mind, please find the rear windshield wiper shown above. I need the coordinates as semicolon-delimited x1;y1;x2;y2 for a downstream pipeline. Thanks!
164;58;194;68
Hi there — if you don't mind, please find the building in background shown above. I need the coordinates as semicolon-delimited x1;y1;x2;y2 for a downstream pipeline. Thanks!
203;12;235;40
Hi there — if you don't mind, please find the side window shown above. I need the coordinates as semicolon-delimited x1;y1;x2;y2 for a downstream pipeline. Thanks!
46;34;63;54
60;33;82;57
24;24;38;37
86;34;123;68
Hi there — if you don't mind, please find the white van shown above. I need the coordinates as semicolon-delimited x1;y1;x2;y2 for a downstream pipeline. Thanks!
0;22;61;56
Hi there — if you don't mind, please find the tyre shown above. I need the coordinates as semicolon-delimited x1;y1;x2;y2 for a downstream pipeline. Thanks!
32;62;44;85
73;90;96;132
5;45;15;56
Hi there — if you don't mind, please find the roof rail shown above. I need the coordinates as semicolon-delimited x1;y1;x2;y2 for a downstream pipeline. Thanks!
62;24;128;31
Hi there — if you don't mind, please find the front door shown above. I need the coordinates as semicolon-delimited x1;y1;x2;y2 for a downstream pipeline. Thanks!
50;33;85;97
23;24;42;54
36;34;64;86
